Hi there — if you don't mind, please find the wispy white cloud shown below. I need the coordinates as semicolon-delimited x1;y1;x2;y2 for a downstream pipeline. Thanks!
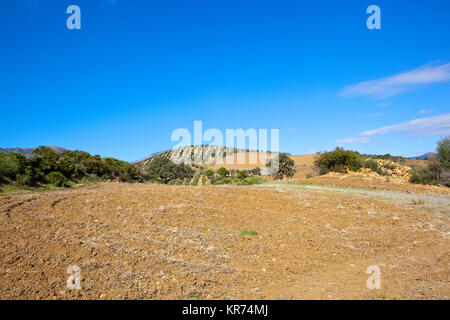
340;63;450;100
336;136;370;144
418;109;433;115
337;113;450;145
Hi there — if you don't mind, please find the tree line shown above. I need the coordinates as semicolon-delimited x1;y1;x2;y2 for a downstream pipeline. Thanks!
0;146;141;188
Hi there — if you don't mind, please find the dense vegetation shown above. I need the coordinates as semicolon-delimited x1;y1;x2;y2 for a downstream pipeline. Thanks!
314;137;450;187
410;136;450;186
145;157;195;184
0;146;141;190
0;146;271;191
314;148;365;173
208;167;265;185
360;153;406;164
268;153;296;180
314;148;406;176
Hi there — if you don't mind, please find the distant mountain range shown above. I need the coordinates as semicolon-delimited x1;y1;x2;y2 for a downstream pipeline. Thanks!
0;146;68;158
131;150;171;164
0;145;439;162
408;152;437;160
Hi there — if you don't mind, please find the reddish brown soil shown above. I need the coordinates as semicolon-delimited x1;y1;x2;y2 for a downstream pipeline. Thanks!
0;183;448;300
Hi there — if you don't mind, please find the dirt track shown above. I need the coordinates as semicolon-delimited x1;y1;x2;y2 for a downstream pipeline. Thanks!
0;183;449;300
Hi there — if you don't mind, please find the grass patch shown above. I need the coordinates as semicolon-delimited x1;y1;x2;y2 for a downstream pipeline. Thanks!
0;182;78;194
188;292;203;299
239;230;258;236
0;184;28;194
284;181;314;186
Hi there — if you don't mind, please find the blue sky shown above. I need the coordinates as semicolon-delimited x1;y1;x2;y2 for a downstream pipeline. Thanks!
1;0;450;161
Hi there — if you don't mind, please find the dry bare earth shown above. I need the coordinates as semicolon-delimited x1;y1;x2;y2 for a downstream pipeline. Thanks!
0;183;449;300
210;154;315;170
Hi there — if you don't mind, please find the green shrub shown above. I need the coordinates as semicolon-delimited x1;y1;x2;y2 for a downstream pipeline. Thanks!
81;174;103;184
382;162;396;170
271;153;296;180
348;157;363;172
315;148;363;173
213;176;265;185
237;176;265;185
45;171;68;187
16;173;34;187
237;170;249;179
146;157;194;184
318;167;328;175
437;136;450;170
0;153;27;180
214;177;232;184
364;159;379;171
305;173;313;178
103;157;140;182
17;166;42;187
249;167;261;176
410;166;437;185
204;169;214;177
217;167;229;177
33;146;60;174
331;164;346;173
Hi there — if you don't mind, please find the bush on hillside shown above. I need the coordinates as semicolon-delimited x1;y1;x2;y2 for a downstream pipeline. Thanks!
237;170;249;179
103;157;140;182
270;153;296;180
0;146;145;189
81;174;104;184
410;136;450;187
364;159;379;171
45;171;68;187
315;148;363;173
217;167;229;177
0;153;27;180
249;167;261;176
146;157;195;184
436;136;450;170
410;166;437;185
16;166;42;187
348;156;364;172
204;169;214;177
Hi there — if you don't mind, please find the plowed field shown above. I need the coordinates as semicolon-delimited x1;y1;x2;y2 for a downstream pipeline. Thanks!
0;183;448;299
